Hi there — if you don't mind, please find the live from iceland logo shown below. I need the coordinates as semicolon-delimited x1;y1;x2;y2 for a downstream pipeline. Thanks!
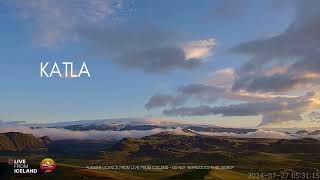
8;158;56;174
8;158;37;174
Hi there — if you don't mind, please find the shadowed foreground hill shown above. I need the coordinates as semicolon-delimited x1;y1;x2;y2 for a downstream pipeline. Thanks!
100;132;320;168
0;132;51;151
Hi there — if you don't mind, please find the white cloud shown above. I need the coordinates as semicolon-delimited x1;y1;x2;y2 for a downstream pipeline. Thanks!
0;125;170;140
183;38;216;59
1;123;319;140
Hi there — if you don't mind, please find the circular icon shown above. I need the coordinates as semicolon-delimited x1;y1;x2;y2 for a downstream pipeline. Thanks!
7;159;13;165
40;158;56;173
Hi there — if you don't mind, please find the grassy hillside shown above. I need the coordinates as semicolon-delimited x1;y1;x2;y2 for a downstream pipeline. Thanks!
0;132;49;152
0;132;320;179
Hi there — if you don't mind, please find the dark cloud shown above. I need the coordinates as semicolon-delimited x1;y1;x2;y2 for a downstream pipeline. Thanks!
177;84;224;101
231;1;320;58
145;84;225;110
145;94;186;110
76;24;179;56
115;47;201;74
232;73;313;93
76;24;209;73
145;82;296;110
230;1;320;93
163;92;319;126
178;84;223;95
163;104;259;117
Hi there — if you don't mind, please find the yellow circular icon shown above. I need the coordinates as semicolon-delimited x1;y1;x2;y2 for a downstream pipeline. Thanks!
40;158;56;173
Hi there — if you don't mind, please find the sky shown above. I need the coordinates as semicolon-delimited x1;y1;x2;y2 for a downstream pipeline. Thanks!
0;0;319;128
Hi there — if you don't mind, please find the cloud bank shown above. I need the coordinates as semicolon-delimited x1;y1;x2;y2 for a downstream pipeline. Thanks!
1;125;318;140
0;125;169;140
193;129;293;139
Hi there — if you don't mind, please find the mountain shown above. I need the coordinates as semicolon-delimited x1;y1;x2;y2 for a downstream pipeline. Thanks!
99;132;320;166
0;132;51;152
309;130;320;135
269;138;320;153
60;124;169;131
296;130;309;134
185;126;256;134
29;119;259;134
39;136;52;145
62;124;121;131
295;129;320;135
92;133;320;179
27;118;182;132
119;125;168;131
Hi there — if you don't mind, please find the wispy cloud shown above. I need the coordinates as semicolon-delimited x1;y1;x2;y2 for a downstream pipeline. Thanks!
4;0;216;74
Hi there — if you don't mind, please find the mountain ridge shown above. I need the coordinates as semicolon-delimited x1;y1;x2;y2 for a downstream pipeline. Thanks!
0;132;51;152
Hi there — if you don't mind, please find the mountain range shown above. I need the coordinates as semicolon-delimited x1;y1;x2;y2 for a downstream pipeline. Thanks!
295;129;320;135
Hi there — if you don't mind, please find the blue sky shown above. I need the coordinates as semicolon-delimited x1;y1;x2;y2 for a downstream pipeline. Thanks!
1;0;319;128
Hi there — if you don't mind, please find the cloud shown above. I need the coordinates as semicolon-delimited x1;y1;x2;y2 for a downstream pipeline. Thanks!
0;125;171;140
4;1;216;74
193;129;293;139
0;123;197;140
142;118;183;126
0;122;318;140
145;93;186;110
146;82;298;110
232;73;317;93
230;1;320;93
0;120;26;125
307;111;320;122
193;129;320;140
10;0;122;46
76;24;179;56
204;68;236;88
145;84;225;110
115;46;202;74
76;25;214;73
149;1;320;127
182;38;216;59
163;92;320;126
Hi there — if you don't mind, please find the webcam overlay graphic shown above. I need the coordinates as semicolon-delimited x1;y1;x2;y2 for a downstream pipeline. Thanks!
0;0;320;179
39;158;56;174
